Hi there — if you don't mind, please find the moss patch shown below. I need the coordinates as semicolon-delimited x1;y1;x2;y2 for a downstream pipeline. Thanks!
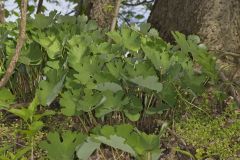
175;110;240;159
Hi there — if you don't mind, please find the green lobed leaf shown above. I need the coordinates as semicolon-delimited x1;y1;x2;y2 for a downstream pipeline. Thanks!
60;91;76;116
76;138;100;160
130;76;163;92
37;70;66;106
106;31;122;44
0;88;15;108
95;82;122;92
95;91;129;117
67;35;89;70
38;34;61;59
40;131;86;160
32;14;53;29
94;135;136;156
121;27;141;51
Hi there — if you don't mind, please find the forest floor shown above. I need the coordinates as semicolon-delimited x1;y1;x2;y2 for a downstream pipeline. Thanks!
1;102;240;160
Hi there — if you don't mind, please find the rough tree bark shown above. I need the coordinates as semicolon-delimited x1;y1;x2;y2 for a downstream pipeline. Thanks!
148;0;240;54
75;0;118;29
89;0;117;29
148;0;240;106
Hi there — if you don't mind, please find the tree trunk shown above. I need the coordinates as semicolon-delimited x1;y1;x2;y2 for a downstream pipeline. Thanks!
148;0;240;106
89;0;116;29
148;0;240;54
76;0;117;29
0;0;4;23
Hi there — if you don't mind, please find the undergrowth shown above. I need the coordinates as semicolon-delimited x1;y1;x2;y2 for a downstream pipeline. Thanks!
0;12;234;160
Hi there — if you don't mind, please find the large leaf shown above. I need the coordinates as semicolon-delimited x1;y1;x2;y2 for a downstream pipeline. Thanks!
78;91;102;112
172;31;217;80
106;31;122;44
107;27;141;52
95;91;129;117
130;76;163;92
67;35;89;70
76;138;100;160
8;96;38;122
37;70;66;106
95;82;122;92
94;135;136;156
28;121;44;135
40;131;86;160
20;42;43;65
32;14;54;29
106;60;124;79
72;56;101;85
123;96;143;121
0;88;15;108
181;74;206;95
126;62;156;78
141;39;170;73
38;34;61;59
127;132;162;158
172;31;189;55
121;27;141;52
161;82;177;107
60;91;76;116
115;124;134;139
8;108;31;122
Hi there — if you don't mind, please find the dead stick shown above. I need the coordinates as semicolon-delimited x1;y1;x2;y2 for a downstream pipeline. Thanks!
0;0;28;88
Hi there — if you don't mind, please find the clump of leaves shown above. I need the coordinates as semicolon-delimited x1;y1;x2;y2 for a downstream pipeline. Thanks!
40;131;86;160
1;13;218;120
40;124;164;160
20;13;217;122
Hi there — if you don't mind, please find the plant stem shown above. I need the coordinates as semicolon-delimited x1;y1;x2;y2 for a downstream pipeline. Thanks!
0;0;28;88
31;136;34;160
173;83;211;117
78;116;88;133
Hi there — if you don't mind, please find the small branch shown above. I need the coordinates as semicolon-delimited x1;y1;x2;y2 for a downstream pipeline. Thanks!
122;0;154;6
65;10;75;16
119;13;131;26
36;0;43;14
110;0;122;32
0;0;28;88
